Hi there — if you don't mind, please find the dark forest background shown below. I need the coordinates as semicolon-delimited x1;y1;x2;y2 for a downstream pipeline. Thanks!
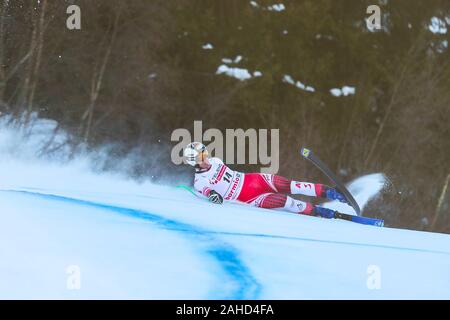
0;0;449;232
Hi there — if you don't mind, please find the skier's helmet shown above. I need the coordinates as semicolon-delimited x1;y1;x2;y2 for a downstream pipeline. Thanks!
183;142;209;167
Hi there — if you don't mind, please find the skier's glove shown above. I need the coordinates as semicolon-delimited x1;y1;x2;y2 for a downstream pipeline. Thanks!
208;190;223;204
325;187;349;204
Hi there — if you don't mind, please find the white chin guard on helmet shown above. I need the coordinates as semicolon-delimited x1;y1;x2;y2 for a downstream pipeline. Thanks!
183;142;208;166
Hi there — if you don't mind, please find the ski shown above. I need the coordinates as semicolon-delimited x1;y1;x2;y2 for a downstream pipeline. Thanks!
334;212;384;227
175;184;198;196
178;184;383;226
300;147;361;216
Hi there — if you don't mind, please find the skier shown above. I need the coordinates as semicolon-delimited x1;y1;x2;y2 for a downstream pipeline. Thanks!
183;142;349;219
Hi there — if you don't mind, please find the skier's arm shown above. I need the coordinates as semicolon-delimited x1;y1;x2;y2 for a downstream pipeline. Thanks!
194;177;210;198
194;177;223;204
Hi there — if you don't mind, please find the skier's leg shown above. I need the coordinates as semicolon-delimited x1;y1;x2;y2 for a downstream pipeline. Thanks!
246;193;336;218
248;193;334;218
272;175;348;203
251;193;314;214
237;173;346;209
272;175;324;196
237;173;278;203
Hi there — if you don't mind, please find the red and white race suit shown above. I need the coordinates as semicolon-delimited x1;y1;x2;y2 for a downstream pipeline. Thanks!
194;157;327;215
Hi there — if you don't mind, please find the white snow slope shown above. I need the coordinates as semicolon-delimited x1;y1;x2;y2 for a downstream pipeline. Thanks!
1;121;450;299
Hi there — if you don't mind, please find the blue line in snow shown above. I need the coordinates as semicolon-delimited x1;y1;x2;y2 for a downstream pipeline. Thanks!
5;190;261;300
207;231;450;256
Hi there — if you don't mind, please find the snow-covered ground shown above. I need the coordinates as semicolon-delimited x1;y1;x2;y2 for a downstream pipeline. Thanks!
1;119;450;299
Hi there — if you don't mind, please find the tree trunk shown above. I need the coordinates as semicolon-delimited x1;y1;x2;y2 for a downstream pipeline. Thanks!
431;173;450;229
83;7;121;142
0;0;9;102
25;0;48;124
